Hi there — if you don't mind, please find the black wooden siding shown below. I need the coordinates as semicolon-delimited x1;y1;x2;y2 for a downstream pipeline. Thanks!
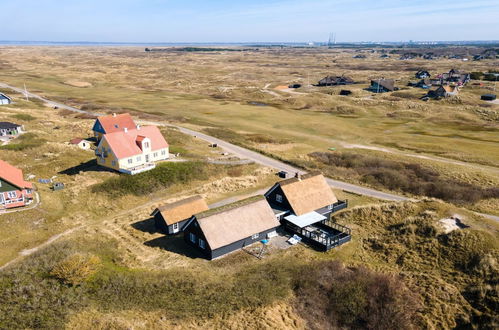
154;213;190;235
183;218;279;260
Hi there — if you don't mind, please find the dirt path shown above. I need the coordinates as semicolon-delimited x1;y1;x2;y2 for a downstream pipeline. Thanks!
0;225;82;271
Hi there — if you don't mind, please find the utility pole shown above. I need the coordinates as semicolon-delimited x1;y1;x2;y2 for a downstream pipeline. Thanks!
24;83;29;101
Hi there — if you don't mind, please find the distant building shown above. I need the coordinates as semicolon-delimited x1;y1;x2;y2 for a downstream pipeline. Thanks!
92;113;137;141
317;76;355;86
152;195;209;235
415;70;431;79
0;93;11;105
0;160;33;209
183;196;280;260
427;85;459;99
368;79;395;93
481;94;496;101
0;122;23;137
69;138;91;150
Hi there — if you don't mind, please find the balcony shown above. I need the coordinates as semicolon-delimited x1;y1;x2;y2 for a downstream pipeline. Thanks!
119;162;156;175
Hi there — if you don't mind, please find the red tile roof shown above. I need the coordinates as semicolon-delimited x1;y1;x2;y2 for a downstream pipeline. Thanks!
0;160;32;189
97;113;136;134
70;138;85;144
103;126;168;159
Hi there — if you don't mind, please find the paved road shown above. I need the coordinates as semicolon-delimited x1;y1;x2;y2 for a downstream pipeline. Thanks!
1;82;497;221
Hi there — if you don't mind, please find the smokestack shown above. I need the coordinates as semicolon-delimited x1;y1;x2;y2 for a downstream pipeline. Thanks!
295;172;301;180
112;113;116;117
124;127;128;133
136;124;141;130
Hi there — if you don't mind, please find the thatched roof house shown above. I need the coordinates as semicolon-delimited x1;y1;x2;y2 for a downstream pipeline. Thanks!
317;75;355;86
183;196;280;259
265;172;351;251
368;79;395;93
152;195;209;234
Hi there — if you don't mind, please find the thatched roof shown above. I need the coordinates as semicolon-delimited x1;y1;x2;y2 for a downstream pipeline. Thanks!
278;172;338;216
371;79;395;91
195;196;279;250
152;195;209;225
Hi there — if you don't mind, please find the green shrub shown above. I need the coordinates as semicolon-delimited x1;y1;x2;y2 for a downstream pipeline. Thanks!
0;132;46;151
91;161;213;196
11;113;36;121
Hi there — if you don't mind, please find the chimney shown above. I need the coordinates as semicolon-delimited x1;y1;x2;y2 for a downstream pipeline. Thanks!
124;127;128;133
137;124;141;130
112;113;116;117
295;172;301;180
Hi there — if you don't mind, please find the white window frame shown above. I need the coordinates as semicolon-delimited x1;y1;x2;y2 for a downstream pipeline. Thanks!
328;204;333;210
128;158;133;164
251;233;259;240
172;222;179;233
161;150;166;155
154;152;158;157
7;191;17;199
276;194;283;203
136;156;142;162
199;239;206;249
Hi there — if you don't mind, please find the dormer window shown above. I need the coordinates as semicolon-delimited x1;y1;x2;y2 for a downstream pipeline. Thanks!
144;142;149;148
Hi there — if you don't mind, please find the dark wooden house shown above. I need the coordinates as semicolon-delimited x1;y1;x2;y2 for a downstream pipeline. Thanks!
264;172;350;251
368;79;395;93
415;70;431;79
426;85;459;99
183;196;280;260
317;76;355;86
152;195;209;235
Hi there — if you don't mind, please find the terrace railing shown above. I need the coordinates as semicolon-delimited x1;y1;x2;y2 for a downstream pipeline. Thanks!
331;200;348;213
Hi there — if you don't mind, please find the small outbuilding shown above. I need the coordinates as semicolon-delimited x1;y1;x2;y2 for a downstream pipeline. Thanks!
69;138;91;150
152;195;209;235
0;93;12;105
183;196;280;260
481;94;497;101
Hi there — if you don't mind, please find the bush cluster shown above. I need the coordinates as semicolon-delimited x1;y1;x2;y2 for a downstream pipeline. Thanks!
310;152;499;204
91;161;213;196
294;261;420;330
50;254;101;286
0;132;46;151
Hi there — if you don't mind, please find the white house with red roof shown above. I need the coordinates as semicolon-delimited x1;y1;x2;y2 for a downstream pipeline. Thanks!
92;113;137;141
0;160;34;209
95;124;169;175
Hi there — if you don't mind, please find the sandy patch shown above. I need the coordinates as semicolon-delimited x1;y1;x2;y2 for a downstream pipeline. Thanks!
63;80;93;88
439;214;469;234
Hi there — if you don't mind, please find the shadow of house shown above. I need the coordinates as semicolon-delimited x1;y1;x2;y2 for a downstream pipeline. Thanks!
131;217;158;234
144;235;204;259
58;159;116;176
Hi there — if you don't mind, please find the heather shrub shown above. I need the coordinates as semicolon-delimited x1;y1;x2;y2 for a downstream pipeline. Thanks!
51;254;101;286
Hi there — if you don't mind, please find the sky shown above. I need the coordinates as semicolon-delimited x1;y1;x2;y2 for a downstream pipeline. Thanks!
1;0;498;43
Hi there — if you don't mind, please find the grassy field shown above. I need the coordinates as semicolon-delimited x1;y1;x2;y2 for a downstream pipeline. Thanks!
0;46;498;329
